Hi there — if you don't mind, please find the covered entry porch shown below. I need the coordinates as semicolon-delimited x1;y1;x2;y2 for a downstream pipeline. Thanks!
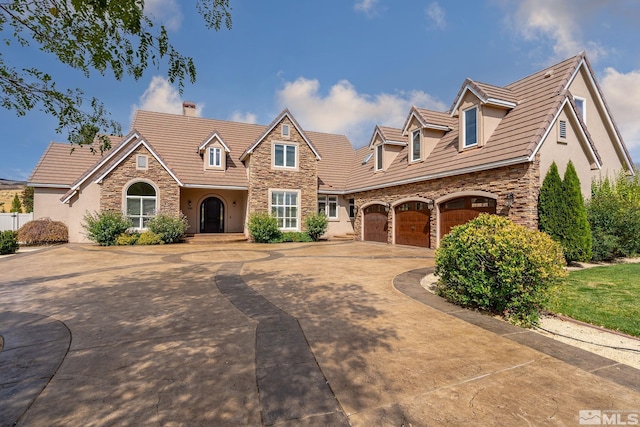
179;188;248;235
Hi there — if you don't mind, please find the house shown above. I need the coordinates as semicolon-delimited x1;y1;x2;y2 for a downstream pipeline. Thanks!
29;53;634;246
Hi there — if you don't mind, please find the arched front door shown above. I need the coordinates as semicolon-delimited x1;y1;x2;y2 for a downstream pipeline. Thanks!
200;197;224;233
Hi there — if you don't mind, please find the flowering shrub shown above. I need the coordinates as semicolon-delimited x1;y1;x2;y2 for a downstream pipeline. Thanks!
136;231;163;245
305;212;328;241
83;211;132;246
147;212;188;244
248;212;281;243
435;214;566;327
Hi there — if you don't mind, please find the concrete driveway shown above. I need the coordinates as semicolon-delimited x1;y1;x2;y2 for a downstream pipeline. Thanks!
1;242;638;426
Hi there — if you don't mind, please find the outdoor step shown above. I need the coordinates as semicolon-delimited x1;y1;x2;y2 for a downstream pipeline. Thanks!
184;233;248;244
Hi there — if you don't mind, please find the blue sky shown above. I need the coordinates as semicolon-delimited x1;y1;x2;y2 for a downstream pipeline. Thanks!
2;0;640;181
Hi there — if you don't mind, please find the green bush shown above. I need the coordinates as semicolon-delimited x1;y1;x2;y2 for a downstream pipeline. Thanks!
0;231;19;255
10;193;22;213
147;212;189;244
116;232;139;245
562;161;592;263
248;212;281;243
136;231;163;245
305;212;328;241
587;170;640;260
272;231;313;243
17;218;68;245
83;210;132;246
435;214;566;327
538;162;565;243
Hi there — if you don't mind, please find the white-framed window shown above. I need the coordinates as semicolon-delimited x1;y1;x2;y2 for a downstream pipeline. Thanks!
463;106;478;148
558;120;568;142
126;182;156;228
208;146;222;167
274;143;297;168
318;195;338;219
271;190;299;230
574;96;586;123
411;129;421;162
282;124;290;138
136;155;148;170
375;144;383;171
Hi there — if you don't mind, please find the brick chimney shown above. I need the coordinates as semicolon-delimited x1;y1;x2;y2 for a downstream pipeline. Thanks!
182;101;196;117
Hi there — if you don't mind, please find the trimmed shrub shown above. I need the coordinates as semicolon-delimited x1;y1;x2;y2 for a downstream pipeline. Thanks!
435;214;566;327
248;212;281;243
147;212;189;244
562;161;592;262
305;212;328;241
136;231;163;245
0;231;19;255
116;232;140;245
83;210;132;246
538;162;566;243
17;218;69;245
272;231;313;243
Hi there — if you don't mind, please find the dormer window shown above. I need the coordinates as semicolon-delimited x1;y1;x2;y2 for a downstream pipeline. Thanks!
282;124;290;138
463;106;478;148
375;144;383;171
208;147;222;168
574;96;586;123
411;129;421;162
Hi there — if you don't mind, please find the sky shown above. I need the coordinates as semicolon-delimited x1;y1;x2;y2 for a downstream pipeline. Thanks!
2;0;640;181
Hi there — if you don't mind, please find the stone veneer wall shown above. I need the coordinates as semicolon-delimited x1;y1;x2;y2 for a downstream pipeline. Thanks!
351;157;541;247
100;146;180;215
247;118;318;231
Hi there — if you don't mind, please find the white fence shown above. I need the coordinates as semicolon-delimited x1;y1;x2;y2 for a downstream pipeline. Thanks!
0;213;33;231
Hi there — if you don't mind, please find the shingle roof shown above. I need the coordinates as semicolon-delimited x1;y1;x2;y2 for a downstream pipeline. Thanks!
378;126;405;143
347;53;593;192
29;136;122;186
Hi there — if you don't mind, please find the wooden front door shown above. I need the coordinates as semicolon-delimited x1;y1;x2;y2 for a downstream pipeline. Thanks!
200;197;224;233
440;196;496;238
395;201;431;248
363;204;388;243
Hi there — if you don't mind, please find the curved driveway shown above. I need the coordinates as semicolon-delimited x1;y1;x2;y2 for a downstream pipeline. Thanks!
1;242;639;426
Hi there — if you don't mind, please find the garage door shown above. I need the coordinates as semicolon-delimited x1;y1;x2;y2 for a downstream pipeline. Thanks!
363;204;388;243
395;201;431;248
440;196;496;238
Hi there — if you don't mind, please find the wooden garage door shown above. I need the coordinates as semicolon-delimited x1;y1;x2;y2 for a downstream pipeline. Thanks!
440;196;496;238
363;204;388;243
395;201;431;248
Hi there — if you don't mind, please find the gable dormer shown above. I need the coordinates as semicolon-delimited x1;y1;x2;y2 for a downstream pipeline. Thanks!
450;79;517;152
401;107;453;163
198;130;230;171
368;125;405;172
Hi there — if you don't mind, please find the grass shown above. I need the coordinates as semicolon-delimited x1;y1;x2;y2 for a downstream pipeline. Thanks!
549;263;640;337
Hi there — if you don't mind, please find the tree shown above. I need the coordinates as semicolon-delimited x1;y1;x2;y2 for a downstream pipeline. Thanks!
21;186;33;213
538;162;566;243
0;1;232;152
562;161;592;262
10;193;22;212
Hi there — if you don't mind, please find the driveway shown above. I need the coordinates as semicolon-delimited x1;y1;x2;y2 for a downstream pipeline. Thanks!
1;242;638;426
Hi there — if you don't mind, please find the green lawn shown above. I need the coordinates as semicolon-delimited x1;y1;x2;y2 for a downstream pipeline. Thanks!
548;263;640;337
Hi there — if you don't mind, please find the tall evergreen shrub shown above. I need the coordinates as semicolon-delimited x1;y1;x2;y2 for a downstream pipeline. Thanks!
562;161;592;262
538;162;566;243
10;194;22;213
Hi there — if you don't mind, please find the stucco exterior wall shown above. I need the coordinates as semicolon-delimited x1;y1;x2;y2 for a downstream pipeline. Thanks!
350;158;540;247
247;118;318;231
180;188;247;234
324;194;355;237
34;182;101;243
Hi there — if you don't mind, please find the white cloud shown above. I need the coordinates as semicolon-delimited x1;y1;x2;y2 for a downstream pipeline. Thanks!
354;0;379;16
504;0;608;63
601;67;640;152
230;111;258;124
425;2;446;30
144;0;182;31
133;76;203;118
277;77;445;147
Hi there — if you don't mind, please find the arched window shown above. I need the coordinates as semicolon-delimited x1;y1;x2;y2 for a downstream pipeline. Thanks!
126;182;156;228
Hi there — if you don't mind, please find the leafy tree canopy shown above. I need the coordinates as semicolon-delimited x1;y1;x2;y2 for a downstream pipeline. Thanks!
0;0;232;152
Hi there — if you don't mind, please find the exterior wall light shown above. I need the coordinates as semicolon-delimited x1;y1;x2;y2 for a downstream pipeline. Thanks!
188;200;192;209
427;199;435;210
506;192;515;208
384;203;391;213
